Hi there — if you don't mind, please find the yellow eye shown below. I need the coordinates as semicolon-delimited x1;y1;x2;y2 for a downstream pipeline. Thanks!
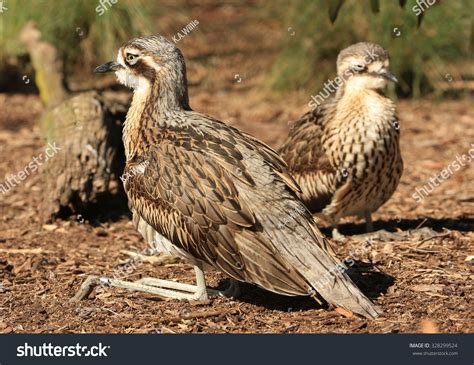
126;53;138;63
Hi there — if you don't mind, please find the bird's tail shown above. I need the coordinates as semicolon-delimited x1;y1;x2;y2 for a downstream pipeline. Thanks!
269;216;381;319
309;249;382;319
311;237;380;318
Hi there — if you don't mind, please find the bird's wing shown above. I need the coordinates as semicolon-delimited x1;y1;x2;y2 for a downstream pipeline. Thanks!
279;106;339;213
123;124;309;296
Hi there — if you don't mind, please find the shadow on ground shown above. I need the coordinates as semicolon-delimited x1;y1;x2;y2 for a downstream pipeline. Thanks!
214;260;394;313
321;217;474;237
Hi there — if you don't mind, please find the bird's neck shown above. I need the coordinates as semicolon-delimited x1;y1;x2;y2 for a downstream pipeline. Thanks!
141;72;190;113
336;88;396;126
339;85;390;105
123;76;190;160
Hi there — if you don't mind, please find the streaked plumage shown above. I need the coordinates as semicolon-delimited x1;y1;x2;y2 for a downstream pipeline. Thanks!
279;42;403;233
93;35;380;318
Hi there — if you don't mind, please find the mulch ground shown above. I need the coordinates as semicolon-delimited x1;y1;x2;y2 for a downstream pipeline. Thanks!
0;92;472;333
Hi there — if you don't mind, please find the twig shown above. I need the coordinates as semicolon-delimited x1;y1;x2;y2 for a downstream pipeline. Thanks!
283;324;300;333
415;231;451;247
415;218;428;230
398;245;441;253
158;308;238;323
0;248;46;254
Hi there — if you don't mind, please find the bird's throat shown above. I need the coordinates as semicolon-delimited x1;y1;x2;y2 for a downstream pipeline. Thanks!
123;86;150;160
122;78;190;160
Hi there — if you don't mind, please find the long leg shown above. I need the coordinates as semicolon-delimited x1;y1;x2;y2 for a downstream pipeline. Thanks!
135;271;240;298
71;262;238;302
193;263;208;299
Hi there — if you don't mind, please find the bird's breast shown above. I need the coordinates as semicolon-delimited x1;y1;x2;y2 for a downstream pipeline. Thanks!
324;93;400;182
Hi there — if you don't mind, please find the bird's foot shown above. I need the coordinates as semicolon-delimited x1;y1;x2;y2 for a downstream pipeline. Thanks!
70;275;239;302
348;227;441;243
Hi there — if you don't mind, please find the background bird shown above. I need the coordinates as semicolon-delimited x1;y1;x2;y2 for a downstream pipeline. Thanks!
279;42;403;239
75;35;381;319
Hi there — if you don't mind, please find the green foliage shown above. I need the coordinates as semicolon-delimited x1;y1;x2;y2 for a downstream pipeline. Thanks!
0;0;153;74
268;0;472;97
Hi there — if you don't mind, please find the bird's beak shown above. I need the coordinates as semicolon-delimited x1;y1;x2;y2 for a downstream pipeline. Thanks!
94;61;122;73
379;69;399;84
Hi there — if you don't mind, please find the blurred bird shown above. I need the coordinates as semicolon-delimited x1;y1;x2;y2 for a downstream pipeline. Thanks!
76;35;380;318
279;42;403;239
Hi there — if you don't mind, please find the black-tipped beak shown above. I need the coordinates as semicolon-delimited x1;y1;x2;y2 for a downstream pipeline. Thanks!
380;69;399;84
94;61;121;73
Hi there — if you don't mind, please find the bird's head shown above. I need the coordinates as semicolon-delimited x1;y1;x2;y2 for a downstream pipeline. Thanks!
336;42;398;91
95;35;189;107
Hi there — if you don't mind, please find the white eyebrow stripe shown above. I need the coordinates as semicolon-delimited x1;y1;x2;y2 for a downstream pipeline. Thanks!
142;56;162;72
117;49;125;66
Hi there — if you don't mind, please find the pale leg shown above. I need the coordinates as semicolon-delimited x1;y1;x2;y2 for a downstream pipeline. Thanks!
71;262;239;302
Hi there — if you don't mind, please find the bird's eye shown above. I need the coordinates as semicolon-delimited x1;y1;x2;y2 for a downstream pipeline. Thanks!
351;64;366;73
126;53;138;63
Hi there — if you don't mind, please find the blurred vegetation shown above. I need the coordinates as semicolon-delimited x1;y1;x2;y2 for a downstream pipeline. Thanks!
0;0;153;87
0;0;471;99
268;0;473;97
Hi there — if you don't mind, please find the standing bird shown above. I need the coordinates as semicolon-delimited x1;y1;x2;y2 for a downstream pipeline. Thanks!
279;42;403;239
74;35;380;318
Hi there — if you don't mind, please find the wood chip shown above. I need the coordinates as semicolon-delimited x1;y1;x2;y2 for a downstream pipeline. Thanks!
0;248;44;254
420;319;439;333
409;284;444;293
335;307;354;318
42;224;58;231
12;258;32;274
